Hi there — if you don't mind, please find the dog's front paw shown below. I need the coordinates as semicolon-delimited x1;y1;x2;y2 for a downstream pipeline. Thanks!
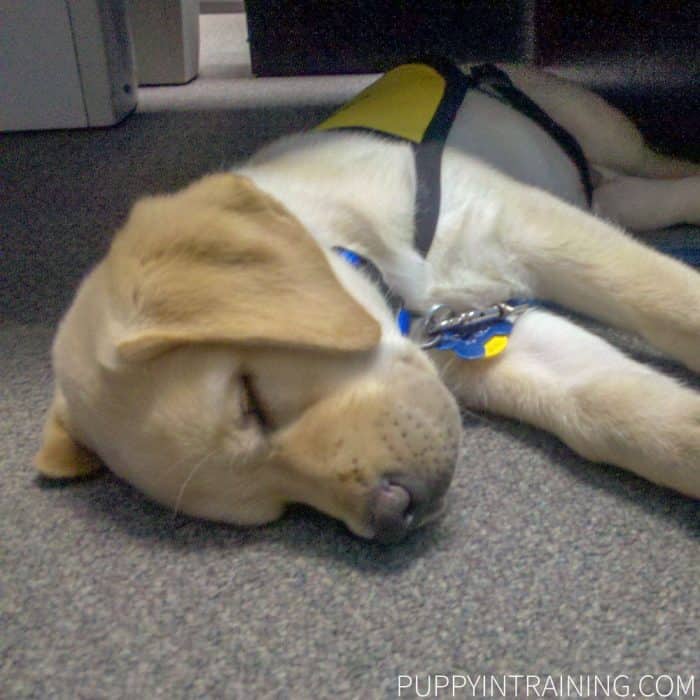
652;397;700;498
643;325;700;374
636;268;700;374
571;375;700;499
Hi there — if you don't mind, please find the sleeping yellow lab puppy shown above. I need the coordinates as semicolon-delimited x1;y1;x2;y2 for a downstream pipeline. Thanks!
36;61;700;542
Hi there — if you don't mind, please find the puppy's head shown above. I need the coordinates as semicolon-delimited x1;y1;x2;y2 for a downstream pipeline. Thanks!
35;174;462;542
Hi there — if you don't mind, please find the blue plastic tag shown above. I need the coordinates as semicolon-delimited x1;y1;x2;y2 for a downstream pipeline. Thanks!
435;319;513;359
396;309;513;360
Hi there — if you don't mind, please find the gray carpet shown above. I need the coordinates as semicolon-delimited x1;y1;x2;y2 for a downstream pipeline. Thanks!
2;29;700;699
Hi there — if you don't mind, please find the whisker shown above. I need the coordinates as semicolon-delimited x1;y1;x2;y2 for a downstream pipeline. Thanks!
171;449;216;524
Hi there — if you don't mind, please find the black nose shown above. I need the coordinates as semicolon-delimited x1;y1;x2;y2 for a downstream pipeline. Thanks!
368;472;452;543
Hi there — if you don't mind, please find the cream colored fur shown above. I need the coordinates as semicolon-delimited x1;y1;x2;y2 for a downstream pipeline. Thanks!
36;68;700;540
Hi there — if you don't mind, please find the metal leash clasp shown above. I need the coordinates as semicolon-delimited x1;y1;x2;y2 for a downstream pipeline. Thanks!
417;301;530;349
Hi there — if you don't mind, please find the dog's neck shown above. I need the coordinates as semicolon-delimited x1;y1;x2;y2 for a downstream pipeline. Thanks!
237;135;434;312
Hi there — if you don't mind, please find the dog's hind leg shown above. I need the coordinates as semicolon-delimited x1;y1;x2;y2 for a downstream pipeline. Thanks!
593;173;700;230
435;309;700;498
500;65;700;179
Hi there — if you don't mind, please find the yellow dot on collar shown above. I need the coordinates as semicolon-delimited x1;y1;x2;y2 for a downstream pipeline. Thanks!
484;335;509;358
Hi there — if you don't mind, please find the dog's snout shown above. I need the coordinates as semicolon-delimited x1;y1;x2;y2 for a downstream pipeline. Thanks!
277;356;462;541
358;369;460;542
369;481;413;543
369;471;452;543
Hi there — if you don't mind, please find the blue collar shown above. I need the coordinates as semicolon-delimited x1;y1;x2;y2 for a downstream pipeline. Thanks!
333;246;531;360
333;247;406;314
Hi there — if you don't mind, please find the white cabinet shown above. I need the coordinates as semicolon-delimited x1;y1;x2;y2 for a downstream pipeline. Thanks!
1;1;137;131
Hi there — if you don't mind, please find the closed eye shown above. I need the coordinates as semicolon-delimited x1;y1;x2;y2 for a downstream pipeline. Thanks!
240;374;271;430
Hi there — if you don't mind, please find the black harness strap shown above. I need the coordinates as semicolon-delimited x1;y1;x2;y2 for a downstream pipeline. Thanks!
469;64;594;206
413;61;593;258
412;57;473;257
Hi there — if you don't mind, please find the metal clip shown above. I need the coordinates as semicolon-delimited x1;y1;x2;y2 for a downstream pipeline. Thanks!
417;300;531;349
414;304;448;348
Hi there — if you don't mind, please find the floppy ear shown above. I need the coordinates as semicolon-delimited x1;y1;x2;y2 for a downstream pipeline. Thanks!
34;393;102;478
109;174;381;363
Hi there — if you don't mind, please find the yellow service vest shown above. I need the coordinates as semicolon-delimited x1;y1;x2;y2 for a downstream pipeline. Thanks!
316;62;453;144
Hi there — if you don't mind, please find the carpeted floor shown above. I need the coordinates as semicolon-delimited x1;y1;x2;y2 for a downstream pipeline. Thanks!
2;14;699;700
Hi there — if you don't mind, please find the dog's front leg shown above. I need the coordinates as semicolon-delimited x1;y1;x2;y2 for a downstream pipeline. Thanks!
491;180;700;372
435;310;700;498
